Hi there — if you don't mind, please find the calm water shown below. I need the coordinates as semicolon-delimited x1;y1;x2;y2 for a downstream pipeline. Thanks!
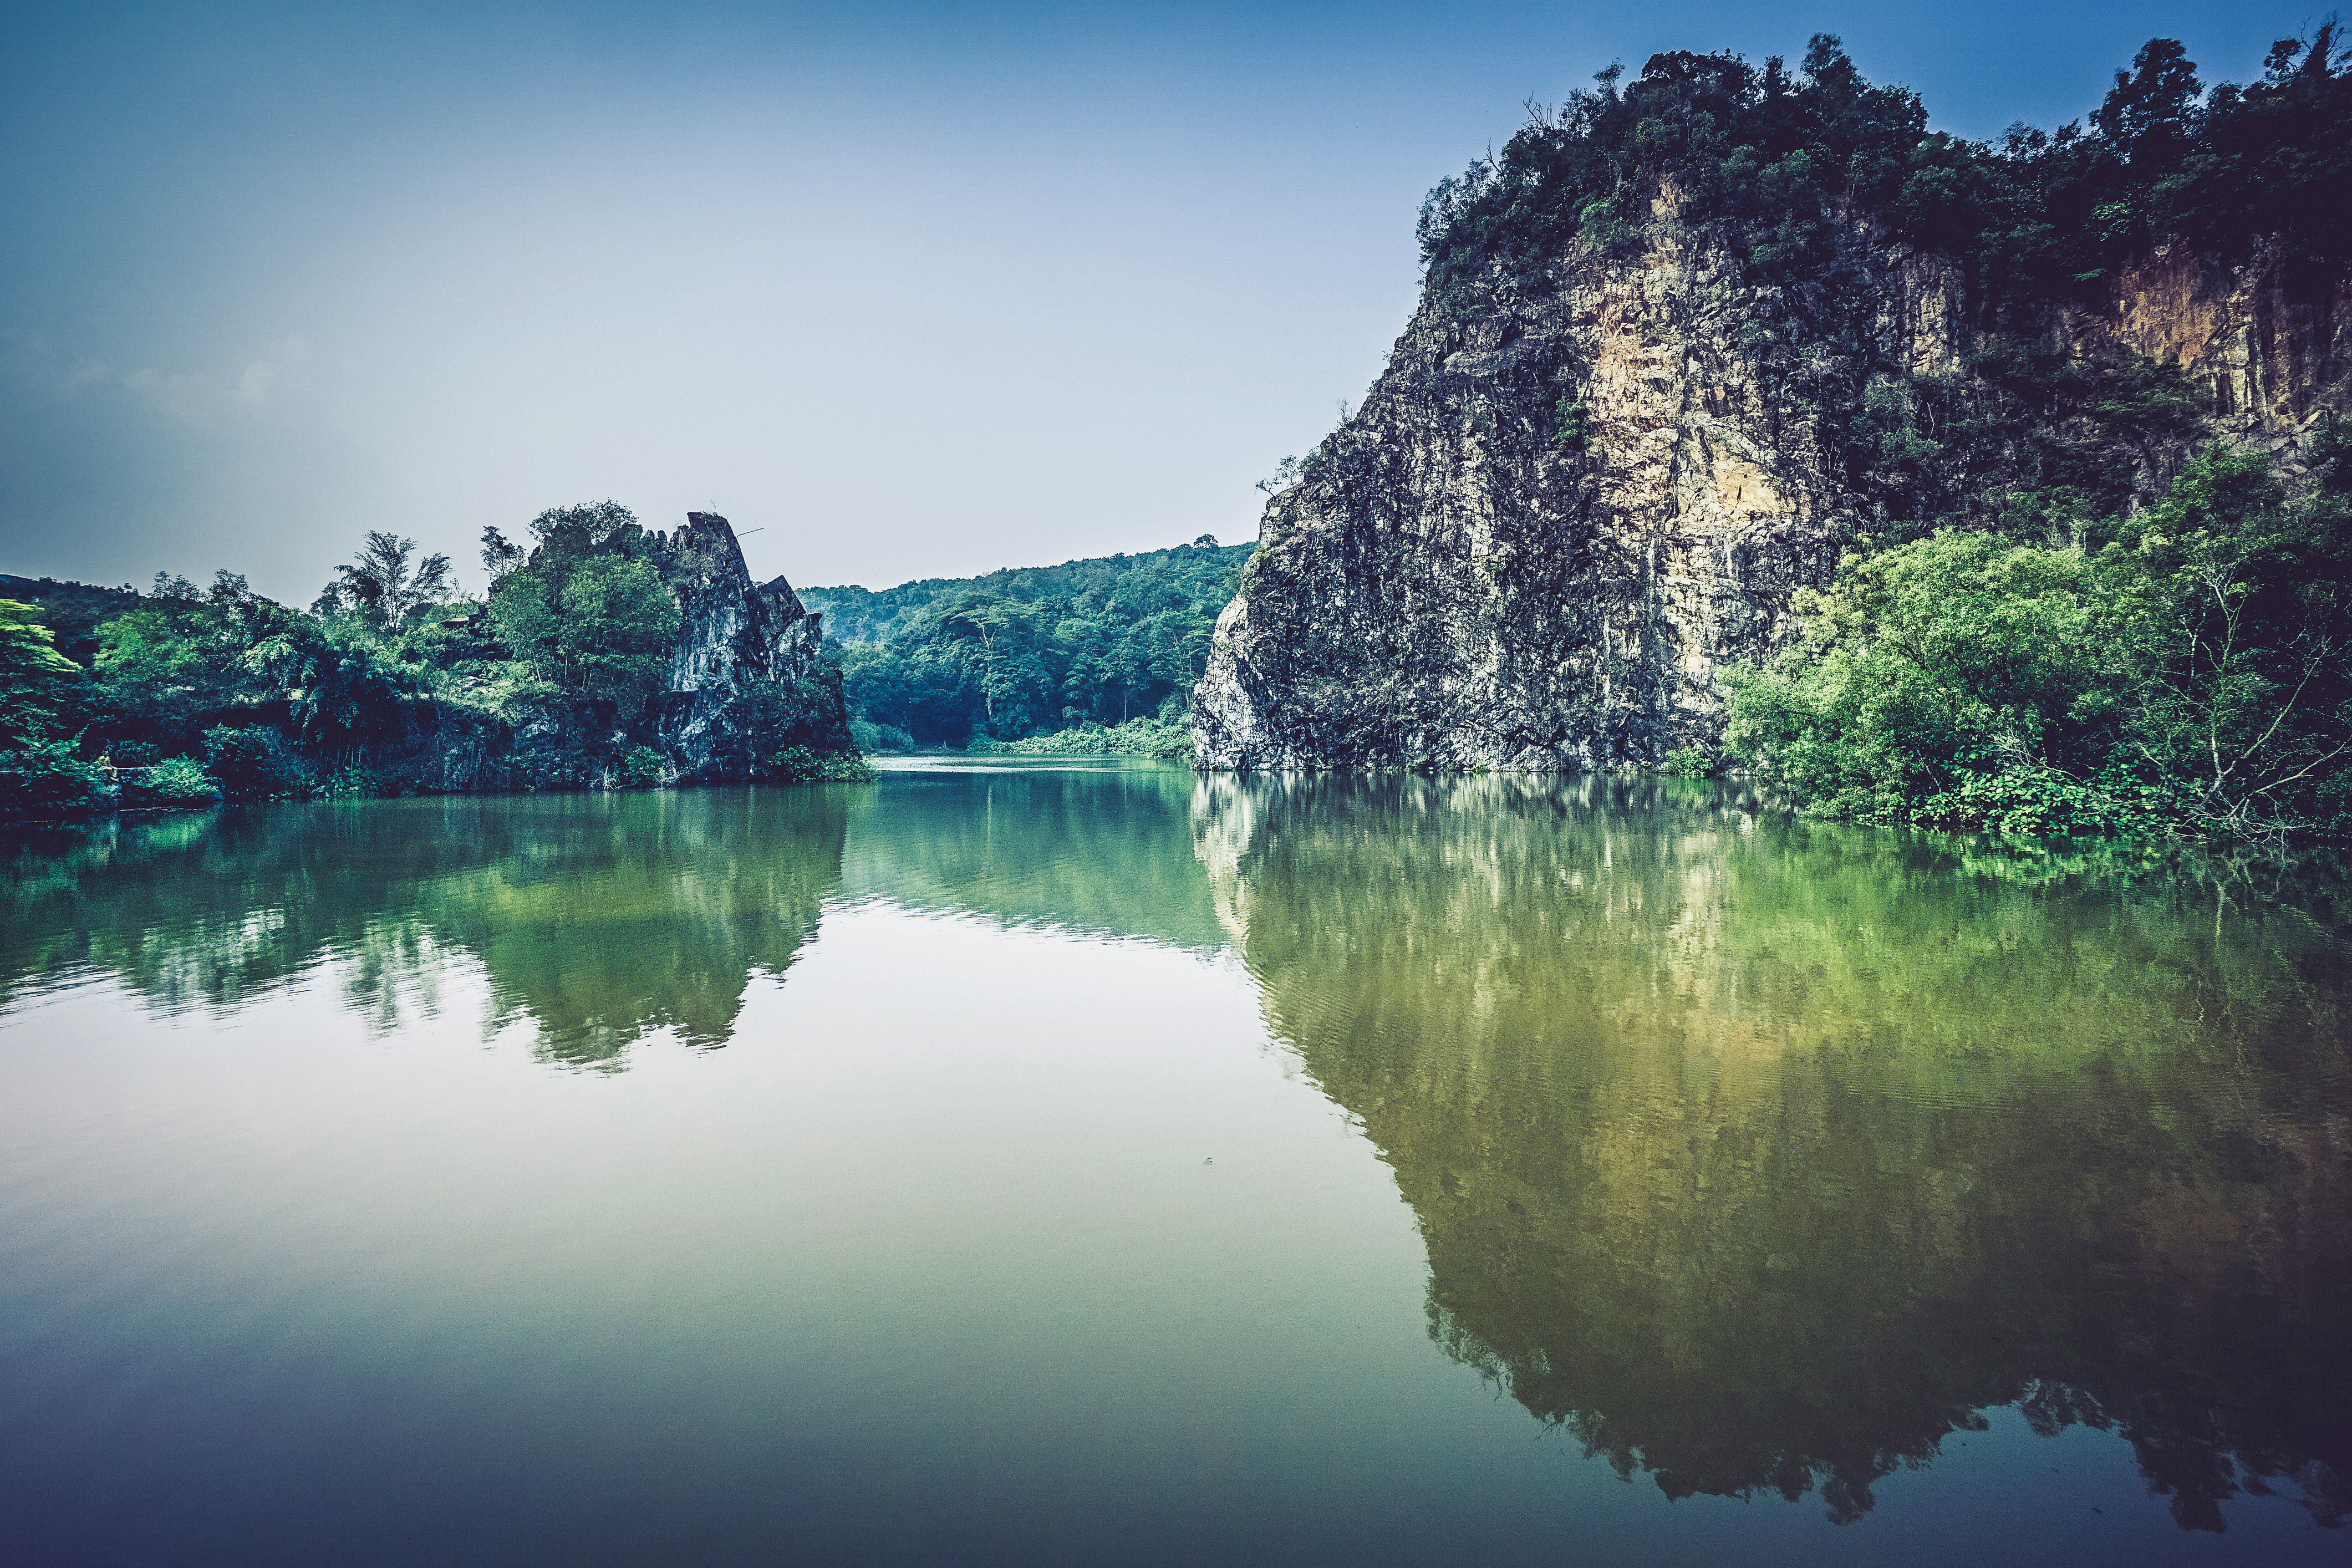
2;761;2346;1566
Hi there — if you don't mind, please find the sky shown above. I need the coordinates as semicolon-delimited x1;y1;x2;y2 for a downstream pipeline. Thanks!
0;0;2305;602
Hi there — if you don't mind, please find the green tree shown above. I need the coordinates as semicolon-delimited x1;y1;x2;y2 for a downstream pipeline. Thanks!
491;551;680;711
0;600;84;743
1727;439;2352;839
327;532;455;630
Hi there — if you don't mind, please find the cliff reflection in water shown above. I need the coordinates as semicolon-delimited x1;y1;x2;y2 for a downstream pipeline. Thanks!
1194;773;2352;1533
0;791;851;1067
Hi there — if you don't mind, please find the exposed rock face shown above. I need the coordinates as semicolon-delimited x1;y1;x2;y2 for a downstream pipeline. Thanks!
420;511;856;791
1192;210;2349;772
649;512;849;779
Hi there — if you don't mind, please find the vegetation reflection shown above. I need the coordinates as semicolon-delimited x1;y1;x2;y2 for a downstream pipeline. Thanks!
0;789;850;1067
1194;773;2352;1531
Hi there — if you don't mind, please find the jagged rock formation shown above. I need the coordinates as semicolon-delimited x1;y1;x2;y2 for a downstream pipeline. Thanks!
648;512;848;779
426;511;856;792
1192;212;2349;772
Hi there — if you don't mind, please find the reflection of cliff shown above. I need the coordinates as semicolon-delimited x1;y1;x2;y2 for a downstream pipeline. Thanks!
1196;774;2352;1531
838;765;1224;953
0;790;849;1067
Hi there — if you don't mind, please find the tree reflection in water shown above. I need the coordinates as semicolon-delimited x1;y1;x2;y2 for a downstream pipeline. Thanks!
0;790;851;1068
1194;772;2352;1533
4;770;2346;1531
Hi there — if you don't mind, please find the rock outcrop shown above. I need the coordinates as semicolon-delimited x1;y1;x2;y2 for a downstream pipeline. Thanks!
1192;210;2349;772
430;511;857;791
648;512;850;780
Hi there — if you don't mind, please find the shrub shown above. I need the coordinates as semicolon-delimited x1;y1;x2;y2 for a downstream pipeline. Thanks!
318;764;382;800
989;716;1193;758
770;745;877;782
1915;758;2178;837
1657;745;1714;776
127;756;220;808
203;725;310;801
0;742;113;823
621;746;669;788
849;718;912;753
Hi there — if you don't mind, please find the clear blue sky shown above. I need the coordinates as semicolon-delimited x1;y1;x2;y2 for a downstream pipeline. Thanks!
0;1;2302;600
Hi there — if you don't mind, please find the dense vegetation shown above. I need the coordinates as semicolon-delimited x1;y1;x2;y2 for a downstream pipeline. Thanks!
803;537;1250;752
1725;430;2352;838
0;503;864;823
1417;27;2350;307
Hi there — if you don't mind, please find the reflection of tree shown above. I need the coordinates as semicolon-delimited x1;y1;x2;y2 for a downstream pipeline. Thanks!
0;790;849;1068
1196;773;2352;1531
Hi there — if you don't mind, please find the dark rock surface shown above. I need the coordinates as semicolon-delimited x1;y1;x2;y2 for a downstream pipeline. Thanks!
648;512;851;780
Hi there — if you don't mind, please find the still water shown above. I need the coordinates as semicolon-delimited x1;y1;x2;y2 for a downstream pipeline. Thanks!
2;761;2346;1566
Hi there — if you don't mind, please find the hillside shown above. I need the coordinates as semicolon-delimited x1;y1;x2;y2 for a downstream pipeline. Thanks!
803;537;1253;748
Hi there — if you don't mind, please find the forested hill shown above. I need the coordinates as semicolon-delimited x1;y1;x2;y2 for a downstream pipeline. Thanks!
802;536;1249;645
801;537;1253;750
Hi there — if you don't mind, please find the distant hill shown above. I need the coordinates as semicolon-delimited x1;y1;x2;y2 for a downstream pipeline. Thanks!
0;573;141;666
802;536;1251;646
801;536;1254;748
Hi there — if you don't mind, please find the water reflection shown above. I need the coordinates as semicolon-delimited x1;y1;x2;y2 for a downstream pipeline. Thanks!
842;763;1223;950
0;791;849;1067
0;767;1222;1066
4;768;2348;1535
1194;772;2352;1532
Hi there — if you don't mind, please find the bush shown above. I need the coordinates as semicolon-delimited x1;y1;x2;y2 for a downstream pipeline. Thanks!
1657;745;1714;776
621;746;668;788
203;725;310;801
987;715;1193;758
126;755;220;808
769;745;877;782
1915;759;2178;837
849;718;912;753
318;763;382;800
0;742;113;823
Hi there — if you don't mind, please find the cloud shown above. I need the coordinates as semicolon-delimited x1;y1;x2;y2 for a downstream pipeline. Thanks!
238;336;312;405
109;336;317;421
0;331;119;400
125;365;227;424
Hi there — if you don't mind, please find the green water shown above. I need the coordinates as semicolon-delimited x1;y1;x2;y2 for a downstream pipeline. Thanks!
2;761;2345;1565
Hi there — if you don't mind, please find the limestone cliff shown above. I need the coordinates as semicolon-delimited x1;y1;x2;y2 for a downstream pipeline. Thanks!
1192;216;2349;772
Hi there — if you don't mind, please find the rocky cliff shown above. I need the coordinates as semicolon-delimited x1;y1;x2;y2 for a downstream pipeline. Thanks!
648;511;848;778
1191;213;2349;773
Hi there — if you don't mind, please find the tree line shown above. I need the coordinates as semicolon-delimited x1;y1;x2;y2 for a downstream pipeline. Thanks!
802;537;1251;754
0;501;859;822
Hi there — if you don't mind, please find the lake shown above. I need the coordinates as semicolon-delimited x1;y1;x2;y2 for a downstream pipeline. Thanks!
2;760;2346;1566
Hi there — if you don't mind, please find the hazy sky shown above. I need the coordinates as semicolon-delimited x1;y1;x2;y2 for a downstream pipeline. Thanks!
0;1;2299;601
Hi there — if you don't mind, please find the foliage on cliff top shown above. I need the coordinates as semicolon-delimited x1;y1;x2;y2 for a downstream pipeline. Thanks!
1417;25;2352;303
